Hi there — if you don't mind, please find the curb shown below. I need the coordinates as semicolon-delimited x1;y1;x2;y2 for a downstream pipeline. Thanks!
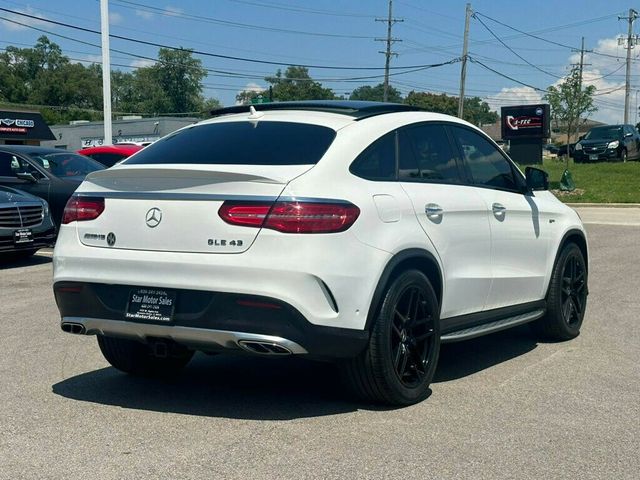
566;203;640;208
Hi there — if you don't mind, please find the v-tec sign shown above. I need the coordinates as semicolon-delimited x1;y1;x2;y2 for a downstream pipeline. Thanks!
506;115;543;131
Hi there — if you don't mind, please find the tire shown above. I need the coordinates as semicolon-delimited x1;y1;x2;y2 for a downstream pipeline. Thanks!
342;270;440;406
621;149;628;163
533;243;587;341
97;335;194;376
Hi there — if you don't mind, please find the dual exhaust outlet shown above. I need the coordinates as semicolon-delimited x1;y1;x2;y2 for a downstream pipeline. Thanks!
61;322;293;356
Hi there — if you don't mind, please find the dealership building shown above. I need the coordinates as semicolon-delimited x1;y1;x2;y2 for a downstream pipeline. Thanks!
40;116;200;151
0;110;56;146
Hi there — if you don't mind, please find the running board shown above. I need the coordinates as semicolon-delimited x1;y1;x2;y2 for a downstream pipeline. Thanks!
441;309;545;343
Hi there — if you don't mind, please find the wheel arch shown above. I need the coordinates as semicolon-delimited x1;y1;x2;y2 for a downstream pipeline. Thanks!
365;248;443;331
545;228;589;298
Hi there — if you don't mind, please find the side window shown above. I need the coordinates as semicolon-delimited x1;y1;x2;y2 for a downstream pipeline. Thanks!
350;131;396;181
451;126;520;191
400;124;462;183
0;152;32;177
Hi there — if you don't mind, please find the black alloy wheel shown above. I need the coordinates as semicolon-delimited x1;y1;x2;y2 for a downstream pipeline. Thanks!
390;285;437;388
342;270;441;405
533;243;588;340
560;252;587;328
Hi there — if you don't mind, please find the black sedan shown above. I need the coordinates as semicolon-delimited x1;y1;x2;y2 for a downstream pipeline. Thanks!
0;186;56;258
0;146;104;225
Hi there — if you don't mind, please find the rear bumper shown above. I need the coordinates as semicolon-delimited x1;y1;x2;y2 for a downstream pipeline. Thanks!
53;223;389;330
54;282;368;359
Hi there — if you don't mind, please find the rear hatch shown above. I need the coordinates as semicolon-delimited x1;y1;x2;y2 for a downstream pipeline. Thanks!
73;119;337;254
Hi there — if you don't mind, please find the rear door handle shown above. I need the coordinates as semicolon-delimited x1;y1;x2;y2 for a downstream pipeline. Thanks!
492;202;506;216
425;203;443;217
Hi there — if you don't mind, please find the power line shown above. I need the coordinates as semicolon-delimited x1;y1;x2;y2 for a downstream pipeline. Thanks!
473;13;564;79
0;0;352;66
473;11;626;60
109;0;375;39
0;6;452;71
469;57;546;92
0;14;459;85
222;0;377;18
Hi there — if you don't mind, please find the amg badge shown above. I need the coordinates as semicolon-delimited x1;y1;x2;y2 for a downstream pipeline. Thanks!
106;232;116;246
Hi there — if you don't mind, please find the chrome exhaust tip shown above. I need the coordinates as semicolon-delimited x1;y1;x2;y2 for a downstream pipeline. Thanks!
61;322;86;335
237;340;293;355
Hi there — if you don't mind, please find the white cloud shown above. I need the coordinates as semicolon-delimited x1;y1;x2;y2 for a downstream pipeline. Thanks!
0;7;49;31
77;54;103;66
485;86;543;113
484;37;633;125
576;37;628;124
135;9;154;20
130;59;156;68
164;6;183;17
109;12;124;25
235;83;266;105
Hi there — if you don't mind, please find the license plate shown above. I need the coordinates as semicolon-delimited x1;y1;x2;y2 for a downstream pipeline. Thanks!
125;288;176;322
14;228;33;244
589;154;598;160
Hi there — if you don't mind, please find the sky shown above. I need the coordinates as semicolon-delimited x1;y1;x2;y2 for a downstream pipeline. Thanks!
1;0;639;124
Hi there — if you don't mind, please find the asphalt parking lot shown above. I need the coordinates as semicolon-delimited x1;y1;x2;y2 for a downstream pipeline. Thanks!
1;221;638;479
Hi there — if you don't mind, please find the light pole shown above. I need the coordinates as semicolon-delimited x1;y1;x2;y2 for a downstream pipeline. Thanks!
100;0;112;146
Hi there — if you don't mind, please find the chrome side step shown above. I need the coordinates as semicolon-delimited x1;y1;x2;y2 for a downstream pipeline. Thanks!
441;309;545;343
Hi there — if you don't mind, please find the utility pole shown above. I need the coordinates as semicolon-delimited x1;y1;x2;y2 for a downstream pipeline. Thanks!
458;3;472;118
619;8;639;124
571;37;591;143
376;1;403;102
100;0;112;145
572;37;592;91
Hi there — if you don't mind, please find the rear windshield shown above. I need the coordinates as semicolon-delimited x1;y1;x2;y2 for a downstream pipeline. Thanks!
125;121;336;166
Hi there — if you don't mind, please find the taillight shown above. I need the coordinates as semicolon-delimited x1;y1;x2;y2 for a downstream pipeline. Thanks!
61;195;105;224
218;202;271;227
219;200;360;233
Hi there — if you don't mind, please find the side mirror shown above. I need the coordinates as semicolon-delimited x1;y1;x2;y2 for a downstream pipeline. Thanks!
625;132;633;137
15;171;38;183
525;166;548;191
579;135;585;140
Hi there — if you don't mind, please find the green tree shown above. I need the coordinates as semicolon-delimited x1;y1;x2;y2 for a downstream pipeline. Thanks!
544;66;597;164
404;91;458;115
403;91;498;126
462;97;499;126
152;48;207;113
349;83;403;103
201;97;222;115
265;66;335;101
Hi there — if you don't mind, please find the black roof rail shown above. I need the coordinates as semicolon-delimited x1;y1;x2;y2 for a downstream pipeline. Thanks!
210;100;424;120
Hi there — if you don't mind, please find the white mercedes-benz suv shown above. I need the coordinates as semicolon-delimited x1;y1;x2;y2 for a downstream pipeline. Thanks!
53;101;588;405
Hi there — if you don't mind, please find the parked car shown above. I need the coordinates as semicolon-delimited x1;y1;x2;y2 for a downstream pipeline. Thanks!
0;146;104;226
0;186;55;258
556;142;576;158
543;143;560;155
574;124;640;162
53;101;588;406
78;144;143;168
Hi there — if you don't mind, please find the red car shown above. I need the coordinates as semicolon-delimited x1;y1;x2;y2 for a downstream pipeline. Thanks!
77;144;143;167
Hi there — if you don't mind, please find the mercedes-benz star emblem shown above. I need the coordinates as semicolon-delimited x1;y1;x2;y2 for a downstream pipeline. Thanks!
106;232;116;246
145;207;162;228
